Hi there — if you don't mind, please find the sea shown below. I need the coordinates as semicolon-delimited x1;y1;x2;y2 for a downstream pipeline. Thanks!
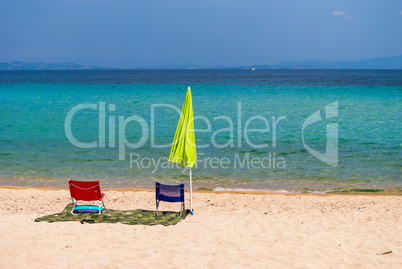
0;69;401;193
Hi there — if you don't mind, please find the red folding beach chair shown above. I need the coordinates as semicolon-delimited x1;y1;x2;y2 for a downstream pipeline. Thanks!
68;179;108;215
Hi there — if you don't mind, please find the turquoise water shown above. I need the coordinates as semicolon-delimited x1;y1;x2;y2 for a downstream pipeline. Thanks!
0;70;401;191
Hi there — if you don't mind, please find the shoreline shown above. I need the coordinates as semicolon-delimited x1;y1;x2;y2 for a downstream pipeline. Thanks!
1;185;400;195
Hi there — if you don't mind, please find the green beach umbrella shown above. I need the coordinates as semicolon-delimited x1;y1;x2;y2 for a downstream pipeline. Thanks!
169;87;196;215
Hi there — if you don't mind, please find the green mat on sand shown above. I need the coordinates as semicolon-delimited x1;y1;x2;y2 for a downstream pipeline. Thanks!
35;203;187;226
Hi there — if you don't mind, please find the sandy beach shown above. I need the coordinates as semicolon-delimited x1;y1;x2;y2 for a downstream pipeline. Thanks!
0;187;401;268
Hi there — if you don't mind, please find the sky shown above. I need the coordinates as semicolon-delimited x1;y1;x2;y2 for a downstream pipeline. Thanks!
0;0;401;68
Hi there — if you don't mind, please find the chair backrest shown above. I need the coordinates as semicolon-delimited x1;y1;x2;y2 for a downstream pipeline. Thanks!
69;180;102;201
156;182;184;203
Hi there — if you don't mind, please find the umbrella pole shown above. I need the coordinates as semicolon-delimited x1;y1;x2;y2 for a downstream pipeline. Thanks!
190;168;193;215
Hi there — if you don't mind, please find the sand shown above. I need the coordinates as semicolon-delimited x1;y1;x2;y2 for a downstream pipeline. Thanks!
0;187;401;268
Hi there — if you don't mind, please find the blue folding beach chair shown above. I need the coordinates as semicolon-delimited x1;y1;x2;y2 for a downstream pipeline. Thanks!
155;182;185;217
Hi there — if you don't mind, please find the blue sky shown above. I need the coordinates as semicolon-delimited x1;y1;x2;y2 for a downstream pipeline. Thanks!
1;0;401;68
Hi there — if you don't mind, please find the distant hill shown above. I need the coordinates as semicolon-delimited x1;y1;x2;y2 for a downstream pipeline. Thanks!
230;55;402;70
270;55;402;70
141;55;402;70
0;61;117;70
1;55;402;70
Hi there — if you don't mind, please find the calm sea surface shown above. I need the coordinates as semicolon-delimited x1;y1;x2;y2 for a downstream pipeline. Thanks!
0;70;401;191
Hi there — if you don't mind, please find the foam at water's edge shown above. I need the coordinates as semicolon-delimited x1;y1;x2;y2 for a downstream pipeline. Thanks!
213;187;389;194
214;187;296;193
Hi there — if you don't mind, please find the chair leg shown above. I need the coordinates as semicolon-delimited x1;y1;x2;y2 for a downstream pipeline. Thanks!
156;200;159;216
155;200;185;217
101;199;108;212
179;202;184;217
98;201;102;215
71;199;77;215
